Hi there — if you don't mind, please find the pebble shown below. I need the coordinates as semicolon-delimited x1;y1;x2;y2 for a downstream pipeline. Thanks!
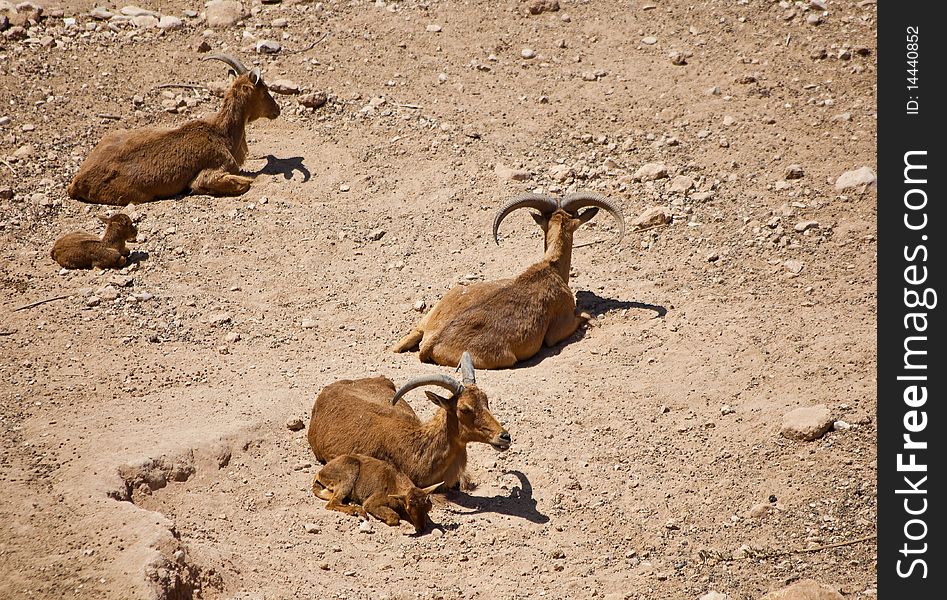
225;332;241;343
580;71;598;81
120;5;157;17
748;503;771;518
631;206;672;230
783;259;804;274
413;300;426;312
286;417;305;431
209;313;232;326
369;229;386;241
268;79;300;95
272;17;288;28
425;24;442;33
157;15;183;30
668;175;694;194
528;0;560;14
641;36;657;45
134;292;154;302
339;184;350;192
834;166;875;191
794;220;819;233
0;116;10;126
784;164;805;179
633;162;668;182
669;51;686;65
722;115;735;126
806;13;822;25
303;523;319;534
720;404;735;415
299;92;328;108
358;520;374;533
700;592;731;600
205;0;245;28
255;39;281;54
301;318;317;329
494;164;531;181
691;191;715;202
759;579;843;600
96;286;120;301
780;404;834;441
833;420;851;430
131;14;158;28
90;7;114;20
830;112;852;122
109;275;134;287
521;48;536;59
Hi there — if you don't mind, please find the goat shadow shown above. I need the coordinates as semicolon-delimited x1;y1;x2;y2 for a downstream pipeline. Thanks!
515;291;668;368
126;250;149;264
247;154;311;182
442;470;549;524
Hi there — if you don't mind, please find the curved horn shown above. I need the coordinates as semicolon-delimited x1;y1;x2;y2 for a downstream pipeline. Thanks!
391;374;464;405
200;53;249;76
492;193;558;245
420;482;443;495
559;191;625;244
458;352;476;385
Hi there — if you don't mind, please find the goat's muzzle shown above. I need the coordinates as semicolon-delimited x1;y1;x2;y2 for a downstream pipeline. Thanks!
490;431;512;451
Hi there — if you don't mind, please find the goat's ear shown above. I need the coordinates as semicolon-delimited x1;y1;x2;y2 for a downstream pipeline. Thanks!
575;207;600;226
530;212;549;229
424;391;455;409
249;68;263;86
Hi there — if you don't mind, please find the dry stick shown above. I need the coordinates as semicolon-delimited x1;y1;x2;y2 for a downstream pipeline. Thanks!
0;329;16;336
153;83;208;91
706;533;876;563
12;294;72;312
395;103;422;110
0;157;16;175
285;31;332;54
97;113;122;120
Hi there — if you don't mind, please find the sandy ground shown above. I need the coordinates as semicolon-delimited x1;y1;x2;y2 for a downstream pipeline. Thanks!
0;1;878;598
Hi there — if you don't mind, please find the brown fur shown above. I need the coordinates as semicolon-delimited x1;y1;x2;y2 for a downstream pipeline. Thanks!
307;375;510;489
392;209;596;368
312;454;440;533
50;214;138;270
67;73;280;206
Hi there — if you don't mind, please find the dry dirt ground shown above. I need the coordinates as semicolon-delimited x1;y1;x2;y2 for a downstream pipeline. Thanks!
0;1;878;599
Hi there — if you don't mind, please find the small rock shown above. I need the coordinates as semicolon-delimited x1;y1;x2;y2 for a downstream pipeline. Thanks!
271;17;288;28
134;292;153;302
301;318;317;329
0;116;10;126
527;0;559;14
632;206;672;230
580;71;598;81
521;48;536;59
720;404;735;416
794;220;819;233
86;296;101;307
633;162;668;181
425;24;441;32
225;332;241;343
806;13;822;25
691;191;715;202
268;79;300;95
286;417;305;432
783;259;804;274
96;286;120;301
699;592;730;600
109;275;134;287
780;404;834;441
784;164;805;180
303;523;319;534
120;6;158;17
413;300;426;312
205;0;245;28
131;15;159;28
299;91;327;108
209;313;232;326
255;39;281;54
748;503;771;518
833;420;851;430
157;15;183;30
642;36;657;45
89;7;113;20
494;164;531;181
830;112;852;122
548;164;573;182
358;520;374;533
759;579;843;600
668;175;694;194
834;166;876;191
669;51;686;65
369;229;386;241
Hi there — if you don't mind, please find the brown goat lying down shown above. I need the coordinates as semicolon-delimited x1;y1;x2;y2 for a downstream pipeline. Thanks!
67;54;280;206
393;192;625;369
50;214;138;270
313;454;441;533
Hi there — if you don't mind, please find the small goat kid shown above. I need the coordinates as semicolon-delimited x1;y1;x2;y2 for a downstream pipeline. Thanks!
312;454;441;533
67;54;280;206
308;353;510;489
392;192;624;369
50;214;138;270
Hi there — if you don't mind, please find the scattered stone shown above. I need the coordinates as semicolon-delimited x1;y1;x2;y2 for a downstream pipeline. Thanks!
700;592;731;600
784;164;805;179
358;520;374;533
271;17;288;28
759;579;843;600
720;404;735;416
691;191;715;202
0;116;10;126
303;523;319;534
833;420;851;430
299;92;328;108
641;36;657;45
780;404;834;441
748;503;771;518
783;259;804;274
134;292;153;302
494;164;531;181
668;175;695;194
830;112;852;122
286;417;305;431
527;0;559;14
196;39;212;53
255;39;281;54
157;15;183;30
369;229;386;241
425;23;442;33
225;332;241;343
109;275;134;287
632;206;672;230
205;0;245;29
86;296;101;307
209;313;232;326
96;286;120;301
89;6;113;20
131;14;158;28
722;115;736;126
834;166;876;191
633;162;668;181
806;13;822;25
521;48;536;59
548;164;573;182
268;79;300;95
120;6;157;17
301;318;317;329
413;300;426;312
794;220;819;233
580;71;598;81
669;51;686;65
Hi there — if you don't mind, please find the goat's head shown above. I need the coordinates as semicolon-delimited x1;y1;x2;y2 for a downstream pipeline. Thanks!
98;213;138;242
390;482;441;533
492;192;625;249
391;352;512;451
201;54;281;121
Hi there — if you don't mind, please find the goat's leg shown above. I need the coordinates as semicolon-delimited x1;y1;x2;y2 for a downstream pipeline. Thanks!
91;249;127;270
324;496;368;519
544;310;590;347
391;328;424;353
311;475;333;501
191;168;254;197
363;494;402;527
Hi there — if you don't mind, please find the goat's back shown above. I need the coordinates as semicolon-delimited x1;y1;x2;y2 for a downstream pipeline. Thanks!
50;232;122;269
307;376;421;464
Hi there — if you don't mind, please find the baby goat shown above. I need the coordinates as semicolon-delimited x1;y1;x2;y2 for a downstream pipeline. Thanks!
67;54;280;206
392;192;624;368
313;454;441;533
308;353;510;489
50;213;138;270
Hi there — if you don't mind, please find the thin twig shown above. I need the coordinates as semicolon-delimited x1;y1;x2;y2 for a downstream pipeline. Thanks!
395;103;422;109
0;157;16;175
0;330;16;336
791;534;877;555
286;31;332;54
12;294;71;312
574;238;607;248
97;113;122;120
700;534;876;563
153;83;208;91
